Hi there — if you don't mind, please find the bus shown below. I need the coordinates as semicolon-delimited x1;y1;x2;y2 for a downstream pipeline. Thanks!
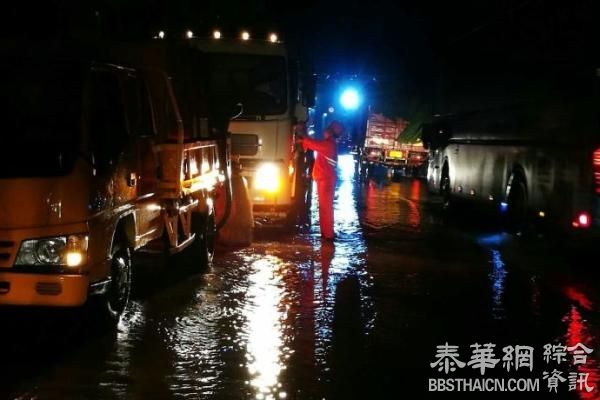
423;69;600;235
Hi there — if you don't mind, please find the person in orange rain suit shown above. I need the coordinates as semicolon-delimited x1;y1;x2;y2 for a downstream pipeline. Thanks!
297;121;343;240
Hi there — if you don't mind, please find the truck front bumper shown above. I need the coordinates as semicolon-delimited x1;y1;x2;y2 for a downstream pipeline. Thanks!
0;272;89;307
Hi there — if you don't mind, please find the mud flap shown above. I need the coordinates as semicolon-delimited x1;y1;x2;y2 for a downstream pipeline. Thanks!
218;174;253;246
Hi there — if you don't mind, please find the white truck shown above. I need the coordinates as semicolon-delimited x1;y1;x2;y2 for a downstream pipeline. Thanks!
190;36;315;223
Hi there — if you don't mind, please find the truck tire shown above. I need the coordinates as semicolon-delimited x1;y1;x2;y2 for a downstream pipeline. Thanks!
202;209;216;265
101;241;132;324
191;207;216;267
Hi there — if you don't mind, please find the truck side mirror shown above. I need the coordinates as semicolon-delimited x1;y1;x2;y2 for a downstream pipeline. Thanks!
230;102;244;120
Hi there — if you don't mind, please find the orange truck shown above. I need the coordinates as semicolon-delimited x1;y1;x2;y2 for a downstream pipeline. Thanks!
0;43;224;321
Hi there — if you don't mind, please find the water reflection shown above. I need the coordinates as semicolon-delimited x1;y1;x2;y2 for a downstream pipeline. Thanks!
308;154;375;387
488;250;507;320
562;288;599;400
360;175;423;229
244;257;287;399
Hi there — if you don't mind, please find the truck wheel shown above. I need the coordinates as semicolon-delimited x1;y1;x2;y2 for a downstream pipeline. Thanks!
203;210;216;265
103;242;132;323
191;207;216;267
506;178;528;234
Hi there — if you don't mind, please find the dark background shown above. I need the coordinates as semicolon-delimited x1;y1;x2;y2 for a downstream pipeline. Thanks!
2;0;598;137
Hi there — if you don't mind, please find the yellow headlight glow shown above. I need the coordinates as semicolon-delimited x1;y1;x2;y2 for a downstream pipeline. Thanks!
254;163;281;193
66;251;83;267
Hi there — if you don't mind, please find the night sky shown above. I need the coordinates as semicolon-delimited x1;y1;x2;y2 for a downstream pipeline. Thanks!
3;1;598;124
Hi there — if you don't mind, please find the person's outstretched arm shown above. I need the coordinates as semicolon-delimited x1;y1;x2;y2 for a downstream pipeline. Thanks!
299;137;331;153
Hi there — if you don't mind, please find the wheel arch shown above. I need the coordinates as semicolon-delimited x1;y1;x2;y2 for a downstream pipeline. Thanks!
112;213;136;251
506;164;528;200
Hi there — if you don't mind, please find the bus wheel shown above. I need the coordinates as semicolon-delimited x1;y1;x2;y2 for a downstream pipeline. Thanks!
506;177;528;234
103;242;132;323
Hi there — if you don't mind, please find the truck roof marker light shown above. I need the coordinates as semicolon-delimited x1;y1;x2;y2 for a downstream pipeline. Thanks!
269;33;278;43
572;212;591;229
213;30;222;39
500;202;509;213
538;211;545;218
241;31;250;41
157;30;165;39
186;30;194;39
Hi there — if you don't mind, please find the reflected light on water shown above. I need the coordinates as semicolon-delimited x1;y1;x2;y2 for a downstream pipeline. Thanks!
337;154;355;180
489;250;507;320
562;298;599;400
410;179;421;201
305;154;374;379
244;257;287;398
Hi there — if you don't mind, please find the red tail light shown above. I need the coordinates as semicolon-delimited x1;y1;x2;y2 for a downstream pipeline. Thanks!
572;212;591;229
593;148;600;194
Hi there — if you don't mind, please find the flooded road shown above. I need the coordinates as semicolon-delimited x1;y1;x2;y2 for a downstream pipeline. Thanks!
2;155;600;399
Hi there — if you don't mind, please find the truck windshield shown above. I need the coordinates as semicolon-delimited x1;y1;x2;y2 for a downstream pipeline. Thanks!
0;62;83;178
208;54;287;117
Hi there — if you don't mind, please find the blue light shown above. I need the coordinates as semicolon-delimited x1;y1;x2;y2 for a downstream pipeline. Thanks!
340;88;360;110
500;202;508;213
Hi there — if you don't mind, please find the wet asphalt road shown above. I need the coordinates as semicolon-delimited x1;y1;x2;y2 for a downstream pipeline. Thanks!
1;156;600;400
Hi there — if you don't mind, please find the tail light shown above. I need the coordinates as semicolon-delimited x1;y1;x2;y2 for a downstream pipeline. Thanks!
572;212;591;229
593;148;600;194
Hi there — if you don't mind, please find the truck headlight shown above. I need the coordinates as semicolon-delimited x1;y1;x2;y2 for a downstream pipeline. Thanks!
15;235;88;267
254;162;281;193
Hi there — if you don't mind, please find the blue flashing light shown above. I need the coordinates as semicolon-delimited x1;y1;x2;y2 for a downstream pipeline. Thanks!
340;88;360;110
500;202;509;213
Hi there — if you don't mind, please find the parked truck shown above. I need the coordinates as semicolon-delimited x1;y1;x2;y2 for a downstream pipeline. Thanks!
361;113;427;177
0;42;228;321
189;35;315;223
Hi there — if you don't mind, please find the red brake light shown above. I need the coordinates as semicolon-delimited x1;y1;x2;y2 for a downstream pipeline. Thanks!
594;148;600;166
572;212;591;229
